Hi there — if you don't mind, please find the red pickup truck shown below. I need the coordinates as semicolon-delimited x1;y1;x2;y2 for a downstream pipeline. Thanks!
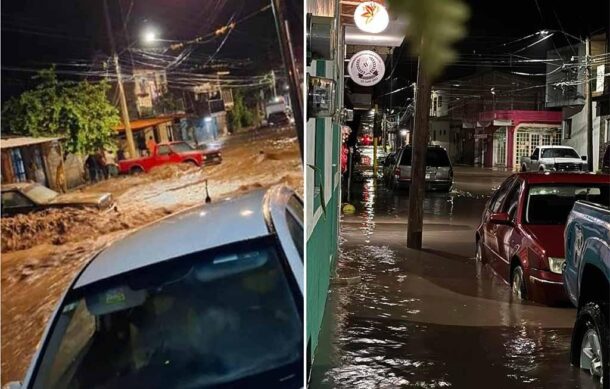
118;141;222;174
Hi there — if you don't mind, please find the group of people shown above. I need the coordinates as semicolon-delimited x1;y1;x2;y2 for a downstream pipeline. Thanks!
84;149;117;183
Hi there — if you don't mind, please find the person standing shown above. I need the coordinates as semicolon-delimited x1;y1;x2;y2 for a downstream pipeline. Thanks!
104;149;118;177
85;154;99;183
95;150;107;180
146;136;156;156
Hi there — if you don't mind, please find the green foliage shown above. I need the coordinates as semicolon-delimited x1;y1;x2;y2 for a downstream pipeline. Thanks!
227;90;254;131
1;68;120;155
388;0;470;79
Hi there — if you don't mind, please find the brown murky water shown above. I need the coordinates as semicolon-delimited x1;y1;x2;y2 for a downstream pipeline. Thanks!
310;168;601;389
0;127;302;385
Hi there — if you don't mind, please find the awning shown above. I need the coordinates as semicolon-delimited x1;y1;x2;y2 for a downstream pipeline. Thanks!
113;115;184;133
0;136;62;150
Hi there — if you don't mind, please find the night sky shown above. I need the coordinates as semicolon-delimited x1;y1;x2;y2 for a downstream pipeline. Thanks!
377;0;610;107
1;0;302;99
2;0;607;101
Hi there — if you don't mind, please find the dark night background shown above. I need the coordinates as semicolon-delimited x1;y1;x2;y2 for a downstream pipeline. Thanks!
1;0;303;100
377;0;610;109
2;0;608;101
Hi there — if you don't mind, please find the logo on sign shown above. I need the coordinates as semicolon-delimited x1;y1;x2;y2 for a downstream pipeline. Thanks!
348;50;385;86
354;2;389;34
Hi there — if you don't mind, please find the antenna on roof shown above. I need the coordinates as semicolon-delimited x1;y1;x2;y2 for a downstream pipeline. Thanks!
204;179;211;204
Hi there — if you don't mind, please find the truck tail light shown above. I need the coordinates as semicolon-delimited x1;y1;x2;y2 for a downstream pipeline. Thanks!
394;167;401;178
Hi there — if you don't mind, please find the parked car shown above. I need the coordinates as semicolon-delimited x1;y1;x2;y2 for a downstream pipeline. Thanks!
520;145;588;172
267;111;292;127
118;141;222;174
475;172;610;305
390;145;453;192
563;200;609;385
7;186;303;389
1;182;114;216
382;151;398;185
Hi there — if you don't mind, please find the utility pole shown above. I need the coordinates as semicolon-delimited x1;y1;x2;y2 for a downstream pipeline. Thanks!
270;70;278;99
103;0;136;159
407;56;432;249
585;36;594;172
270;0;304;161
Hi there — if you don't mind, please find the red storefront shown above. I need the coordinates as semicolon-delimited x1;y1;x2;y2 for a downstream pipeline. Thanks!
475;110;562;170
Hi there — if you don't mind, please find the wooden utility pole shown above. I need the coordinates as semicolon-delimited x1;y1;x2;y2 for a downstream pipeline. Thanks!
103;0;136;159
270;0;304;161
585;37;594;172
407;56;432;249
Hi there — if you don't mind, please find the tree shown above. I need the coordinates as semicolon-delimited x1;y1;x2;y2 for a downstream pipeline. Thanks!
1;68;120;155
388;0;470;79
227;90;254;131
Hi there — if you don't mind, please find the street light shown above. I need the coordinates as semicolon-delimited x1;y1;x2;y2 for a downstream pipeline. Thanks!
142;29;158;44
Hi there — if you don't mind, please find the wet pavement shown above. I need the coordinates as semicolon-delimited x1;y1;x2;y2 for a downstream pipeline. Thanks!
1;126;302;385
310;167;600;389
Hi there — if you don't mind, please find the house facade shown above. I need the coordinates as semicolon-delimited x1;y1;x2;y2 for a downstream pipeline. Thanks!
545;33;609;171
430;71;561;169
1;136;86;191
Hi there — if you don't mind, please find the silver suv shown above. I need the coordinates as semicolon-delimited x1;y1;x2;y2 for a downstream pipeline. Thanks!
390;145;453;192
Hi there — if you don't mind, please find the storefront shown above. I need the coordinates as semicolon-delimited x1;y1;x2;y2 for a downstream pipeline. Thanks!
476;110;562;170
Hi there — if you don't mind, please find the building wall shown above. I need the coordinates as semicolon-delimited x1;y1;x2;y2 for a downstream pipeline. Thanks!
306;57;341;364
306;0;342;363
429;119;451;155
562;102;601;171
45;144;86;190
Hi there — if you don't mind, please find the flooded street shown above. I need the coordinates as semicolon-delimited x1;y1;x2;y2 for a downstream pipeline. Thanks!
310;167;600;389
1;127;302;385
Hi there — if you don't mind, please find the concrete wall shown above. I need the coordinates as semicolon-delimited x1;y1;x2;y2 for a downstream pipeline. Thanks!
44;143;86;190
562;102;601;171
430;119;451;155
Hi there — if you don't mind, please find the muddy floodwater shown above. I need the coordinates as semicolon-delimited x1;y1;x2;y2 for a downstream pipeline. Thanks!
310;167;600;389
0;127;302;385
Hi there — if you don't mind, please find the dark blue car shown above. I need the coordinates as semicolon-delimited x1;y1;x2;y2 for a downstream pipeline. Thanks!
563;200;610;385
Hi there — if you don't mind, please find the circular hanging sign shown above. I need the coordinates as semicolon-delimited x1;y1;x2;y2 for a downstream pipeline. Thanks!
354;1;389;34
348;50;385;86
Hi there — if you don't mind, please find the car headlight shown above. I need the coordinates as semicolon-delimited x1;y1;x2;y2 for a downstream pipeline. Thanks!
548;257;565;274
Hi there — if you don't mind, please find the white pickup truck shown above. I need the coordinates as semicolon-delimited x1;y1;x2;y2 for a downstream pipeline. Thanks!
520;145;588;172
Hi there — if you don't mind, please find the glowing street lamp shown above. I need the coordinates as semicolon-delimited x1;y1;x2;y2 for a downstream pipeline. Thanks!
142;29;158;44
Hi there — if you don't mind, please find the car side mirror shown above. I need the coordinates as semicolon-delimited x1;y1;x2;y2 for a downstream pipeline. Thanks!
490;212;512;225
4;381;22;389
581;155;587;161
531;155;538;160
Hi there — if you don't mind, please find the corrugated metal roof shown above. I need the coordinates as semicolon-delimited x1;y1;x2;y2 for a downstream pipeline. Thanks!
0;136;62;150
113;115;184;132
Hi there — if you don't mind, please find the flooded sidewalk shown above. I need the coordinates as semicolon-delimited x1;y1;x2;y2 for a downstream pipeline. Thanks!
309;168;598;389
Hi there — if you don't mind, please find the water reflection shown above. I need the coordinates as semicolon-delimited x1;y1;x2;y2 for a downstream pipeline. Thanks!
311;170;593;389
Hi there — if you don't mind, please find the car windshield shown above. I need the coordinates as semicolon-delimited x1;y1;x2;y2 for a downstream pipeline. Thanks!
269;112;287;120
399;148;450;167
23;184;58;203
32;238;302;389
541;148;580;159
525;183;610;224
170;142;195;153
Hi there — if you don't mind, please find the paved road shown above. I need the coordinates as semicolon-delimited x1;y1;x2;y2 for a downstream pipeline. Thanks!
309;167;600;389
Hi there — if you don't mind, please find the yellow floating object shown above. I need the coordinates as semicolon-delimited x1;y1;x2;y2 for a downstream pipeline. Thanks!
342;203;356;214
